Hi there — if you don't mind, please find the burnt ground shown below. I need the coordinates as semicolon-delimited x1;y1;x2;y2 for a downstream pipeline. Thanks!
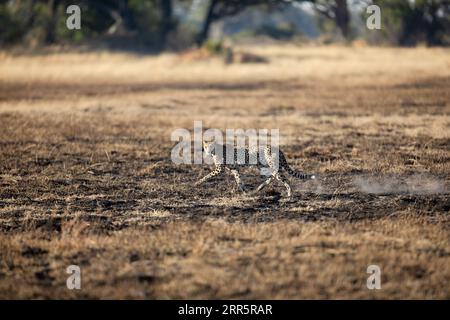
0;47;449;299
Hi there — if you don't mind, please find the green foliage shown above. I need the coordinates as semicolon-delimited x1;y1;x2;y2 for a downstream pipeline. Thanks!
128;0;162;46
202;39;223;54
233;22;302;41
55;3;114;43
256;22;299;40
0;0;448;49
369;0;450;46
0;0;166;48
0;5;25;44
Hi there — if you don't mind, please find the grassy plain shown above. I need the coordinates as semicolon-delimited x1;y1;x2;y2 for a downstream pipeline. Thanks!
0;45;449;298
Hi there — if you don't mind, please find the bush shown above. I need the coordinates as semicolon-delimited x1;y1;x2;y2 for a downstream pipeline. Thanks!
0;5;26;45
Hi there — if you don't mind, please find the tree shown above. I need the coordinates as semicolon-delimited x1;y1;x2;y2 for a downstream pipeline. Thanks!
195;0;352;45
4;0;177;49
400;0;450;46
196;0;287;45
311;0;350;39
42;0;62;44
159;0;174;48
372;0;450;46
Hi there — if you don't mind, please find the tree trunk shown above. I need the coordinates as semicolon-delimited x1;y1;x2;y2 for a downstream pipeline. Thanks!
399;9;422;46
159;0;173;49
196;0;218;46
24;0;38;31
334;0;350;39
45;0;61;44
425;4;441;46
118;0;135;31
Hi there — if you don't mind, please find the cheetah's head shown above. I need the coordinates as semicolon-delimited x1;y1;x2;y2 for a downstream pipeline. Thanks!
202;140;215;155
202;140;212;150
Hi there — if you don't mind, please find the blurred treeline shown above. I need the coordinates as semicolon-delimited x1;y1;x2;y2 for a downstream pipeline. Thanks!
0;0;449;50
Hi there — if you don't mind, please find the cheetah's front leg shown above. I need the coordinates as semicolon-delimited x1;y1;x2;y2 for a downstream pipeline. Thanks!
195;165;224;186
253;175;274;194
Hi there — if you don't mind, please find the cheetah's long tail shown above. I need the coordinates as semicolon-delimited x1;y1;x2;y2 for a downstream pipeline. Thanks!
283;165;316;180
280;153;316;180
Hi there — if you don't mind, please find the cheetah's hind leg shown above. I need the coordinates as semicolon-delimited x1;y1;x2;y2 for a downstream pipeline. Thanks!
275;172;292;199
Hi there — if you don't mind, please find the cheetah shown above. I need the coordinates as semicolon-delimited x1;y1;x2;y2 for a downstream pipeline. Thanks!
195;140;316;197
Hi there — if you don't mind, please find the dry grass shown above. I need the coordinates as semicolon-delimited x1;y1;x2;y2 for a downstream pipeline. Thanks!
0;45;449;299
